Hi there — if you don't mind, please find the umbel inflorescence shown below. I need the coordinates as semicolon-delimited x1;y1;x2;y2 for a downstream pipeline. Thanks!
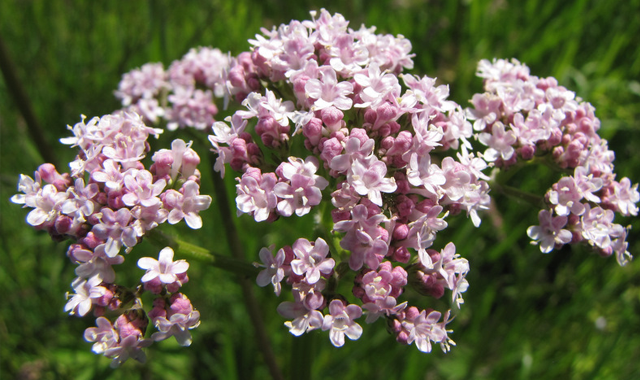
11;9;638;367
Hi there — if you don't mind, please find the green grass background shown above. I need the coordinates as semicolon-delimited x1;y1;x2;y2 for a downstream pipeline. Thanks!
1;1;639;379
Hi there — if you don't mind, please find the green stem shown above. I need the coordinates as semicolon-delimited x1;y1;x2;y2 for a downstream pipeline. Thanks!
291;332;314;380
490;181;545;208
145;228;260;277
209;152;285;380
0;32;58;167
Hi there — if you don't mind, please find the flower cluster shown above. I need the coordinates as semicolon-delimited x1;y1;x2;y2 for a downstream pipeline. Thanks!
11;111;210;366
82;247;200;367
115;47;230;130
218;9;483;352
467;59;638;265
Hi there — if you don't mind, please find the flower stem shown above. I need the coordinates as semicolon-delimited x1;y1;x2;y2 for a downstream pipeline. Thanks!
209;152;284;380
0;33;58;167
145;228;260;277
490;181;545;208
291;332;314;380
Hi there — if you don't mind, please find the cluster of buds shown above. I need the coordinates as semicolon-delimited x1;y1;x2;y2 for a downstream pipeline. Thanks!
467;58;638;264
11;111;210;366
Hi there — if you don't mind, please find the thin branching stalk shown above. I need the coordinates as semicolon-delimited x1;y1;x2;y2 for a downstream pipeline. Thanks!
209;152;285;380
0;33;58;168
145;228;260;277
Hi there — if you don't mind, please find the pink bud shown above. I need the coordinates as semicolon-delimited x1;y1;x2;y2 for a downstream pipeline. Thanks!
247;76;261;92
547;129;563;147
352;283;365;299
378;124;391;137
388;121;401;135
148;298;167;321
393;223;409;241
303;117;323;146
321;106;344;131
228;66;246;87
377;103;397;122
182;149;200;178
405;306;420;321
80;232;102;249
116;312;144;339
143;277;164;295
364;108;377;125
54;215;73;235
95;288;114;307
331;208;351;223
152;150;174;179
38;163;70;191
107;191;126;209
349;128;369;145
392;246;411;263
380;136;395;151
319;137;343;165
169;293;194;316
552;146;564;160
293;75;310;94
519;144;536;160
396;329;410;345
395;194;414;217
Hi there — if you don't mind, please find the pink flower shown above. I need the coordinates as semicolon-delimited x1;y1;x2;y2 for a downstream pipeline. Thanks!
292;279;326;310
466;93;501;131
166;87;218;131
151;293;201;346
236;169;278;222
274;157;328;217
322;300;363;347
138;247;189;287
61;178;99;222
527;209;572;253
347;156;397;206
65;275;106;317
354;62;400;108
610;177;639;216
101;312;152;368
165;180;212;229
92;207;138;257
359;264;407;323
407;154;446;198
478;121;517;162
548;176;585;216
406;309;451;353
84;316;119;355
408;205;449;261
10;173;42;207
402;74;456;113
122;169;166;208
305;67;354;110
330;135;375;174
277;301;324;336
71;243;124;283
328;33;369;76
580;205;624;250
333;204;389;270
290;237;335;284
408;112;443;158
115;62;168;107
24;184;68;227
91;159;124;192
256;246;286;296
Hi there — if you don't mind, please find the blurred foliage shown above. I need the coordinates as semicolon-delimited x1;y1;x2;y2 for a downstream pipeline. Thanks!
1;0;639;379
